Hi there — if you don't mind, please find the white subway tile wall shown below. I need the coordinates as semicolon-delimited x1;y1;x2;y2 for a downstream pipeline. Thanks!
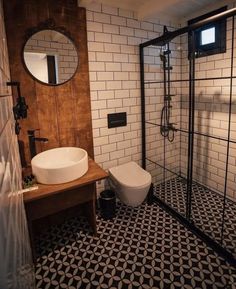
86;2;179;193
0;0;34;287
86;2;236;200
144;35;182;184
181;16;236;200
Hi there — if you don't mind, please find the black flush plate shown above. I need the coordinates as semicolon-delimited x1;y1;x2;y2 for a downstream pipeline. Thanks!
107;112;127;128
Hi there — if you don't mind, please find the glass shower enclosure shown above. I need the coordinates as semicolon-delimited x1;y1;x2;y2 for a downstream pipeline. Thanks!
140;7;236;266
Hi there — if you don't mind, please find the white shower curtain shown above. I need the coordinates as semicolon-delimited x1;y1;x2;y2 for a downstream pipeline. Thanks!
0;123;35;289
0;0;35;284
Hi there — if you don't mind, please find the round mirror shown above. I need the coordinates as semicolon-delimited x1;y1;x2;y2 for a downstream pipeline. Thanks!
23;30;78;85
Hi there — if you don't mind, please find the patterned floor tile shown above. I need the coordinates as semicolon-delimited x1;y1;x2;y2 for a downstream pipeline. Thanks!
154;177;236;258
35;202;236;289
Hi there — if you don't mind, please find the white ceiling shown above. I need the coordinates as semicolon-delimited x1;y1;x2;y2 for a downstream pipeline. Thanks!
79;0;235;22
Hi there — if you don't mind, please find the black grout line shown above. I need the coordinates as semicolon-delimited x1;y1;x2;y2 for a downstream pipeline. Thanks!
145;121;236;144
144;75;236;85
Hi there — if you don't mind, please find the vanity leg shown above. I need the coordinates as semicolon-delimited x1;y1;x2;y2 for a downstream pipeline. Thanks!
24;203;37;264
27;219;37;264
84;184;97;236
91;194;97;236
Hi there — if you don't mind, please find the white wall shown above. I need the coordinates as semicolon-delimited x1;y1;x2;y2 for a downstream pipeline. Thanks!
85;1;236;201
24;52;49;83
180;15;236;201
84;2;179;193
143;35;182;184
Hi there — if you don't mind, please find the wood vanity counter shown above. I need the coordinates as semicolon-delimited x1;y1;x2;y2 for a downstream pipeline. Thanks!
24;158;108;261
24;158;108;203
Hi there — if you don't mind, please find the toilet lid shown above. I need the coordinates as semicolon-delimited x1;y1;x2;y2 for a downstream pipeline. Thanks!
109;161;151;188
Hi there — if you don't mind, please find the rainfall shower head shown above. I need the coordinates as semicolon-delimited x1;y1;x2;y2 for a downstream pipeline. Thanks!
153;40;169;46
152;32;177;46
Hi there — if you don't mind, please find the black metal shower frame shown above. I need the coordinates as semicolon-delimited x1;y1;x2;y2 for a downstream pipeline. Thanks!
140;7;236;267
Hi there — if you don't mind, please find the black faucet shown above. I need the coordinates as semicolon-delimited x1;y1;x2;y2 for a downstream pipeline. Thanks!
28;130;48;159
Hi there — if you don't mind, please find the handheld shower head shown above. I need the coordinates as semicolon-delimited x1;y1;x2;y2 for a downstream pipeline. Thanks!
160;54;166;63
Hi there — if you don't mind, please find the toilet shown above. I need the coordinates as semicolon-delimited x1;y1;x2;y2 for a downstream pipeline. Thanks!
108;161;152;207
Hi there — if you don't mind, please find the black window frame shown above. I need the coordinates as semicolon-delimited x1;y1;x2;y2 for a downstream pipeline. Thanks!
188;6;227;58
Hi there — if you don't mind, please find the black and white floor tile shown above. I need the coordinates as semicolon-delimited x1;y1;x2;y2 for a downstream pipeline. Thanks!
154;177;236;258
35;202;236;289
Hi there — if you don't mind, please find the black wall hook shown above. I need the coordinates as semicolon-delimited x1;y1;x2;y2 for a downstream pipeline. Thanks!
6;81;28;135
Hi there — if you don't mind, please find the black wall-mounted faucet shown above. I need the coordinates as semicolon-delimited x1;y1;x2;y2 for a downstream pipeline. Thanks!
28;130;48;159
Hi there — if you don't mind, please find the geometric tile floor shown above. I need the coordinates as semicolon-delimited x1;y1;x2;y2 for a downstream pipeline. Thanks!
35;202;236;289
154;177;236;258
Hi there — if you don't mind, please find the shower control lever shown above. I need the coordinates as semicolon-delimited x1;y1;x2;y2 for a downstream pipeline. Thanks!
164;50;171;55
168;123;178;131
165;94;176;101
160;126;169;133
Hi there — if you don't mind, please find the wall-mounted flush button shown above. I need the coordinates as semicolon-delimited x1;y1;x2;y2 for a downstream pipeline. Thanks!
107;112;127;128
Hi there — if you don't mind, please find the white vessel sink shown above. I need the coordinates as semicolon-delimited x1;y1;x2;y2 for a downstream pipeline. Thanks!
31;147;88;185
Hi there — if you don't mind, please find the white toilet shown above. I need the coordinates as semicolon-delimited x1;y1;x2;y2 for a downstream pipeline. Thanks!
108;161;152;207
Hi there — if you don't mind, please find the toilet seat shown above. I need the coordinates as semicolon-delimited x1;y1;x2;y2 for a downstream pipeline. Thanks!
109;161;151;188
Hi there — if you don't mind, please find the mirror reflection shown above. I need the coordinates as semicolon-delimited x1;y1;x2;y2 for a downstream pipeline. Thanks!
23;30;78;85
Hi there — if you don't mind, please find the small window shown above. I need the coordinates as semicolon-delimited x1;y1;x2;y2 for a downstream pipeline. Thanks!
201;27;215;45
188;6;227;58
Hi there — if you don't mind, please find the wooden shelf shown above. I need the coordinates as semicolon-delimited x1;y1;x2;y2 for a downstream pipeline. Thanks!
23;158;108;203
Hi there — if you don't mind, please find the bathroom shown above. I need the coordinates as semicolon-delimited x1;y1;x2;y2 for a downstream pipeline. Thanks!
0;0;236;288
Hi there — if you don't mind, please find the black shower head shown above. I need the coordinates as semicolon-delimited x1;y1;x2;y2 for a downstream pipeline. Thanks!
152;25;172;46
153;39;169;46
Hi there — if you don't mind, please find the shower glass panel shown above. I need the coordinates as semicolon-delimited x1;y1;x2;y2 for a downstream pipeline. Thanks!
142;34;189;218
223;79;236;258
192;134;228;245
160;33;188;218
189;13;234;253
143;45;165;202
224;142;236;258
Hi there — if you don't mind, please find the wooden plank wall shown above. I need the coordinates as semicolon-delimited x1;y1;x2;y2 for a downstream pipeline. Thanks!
3;0;94;164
